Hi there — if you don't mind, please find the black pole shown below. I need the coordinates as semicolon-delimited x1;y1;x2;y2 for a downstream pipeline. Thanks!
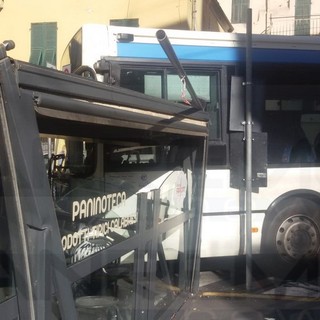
156;29;204;110
245;8;253;292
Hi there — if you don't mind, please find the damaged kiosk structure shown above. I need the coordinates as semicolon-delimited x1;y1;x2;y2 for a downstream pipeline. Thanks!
0;40;208;319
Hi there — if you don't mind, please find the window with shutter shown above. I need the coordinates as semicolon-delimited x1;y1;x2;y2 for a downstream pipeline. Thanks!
295;0;311;35
29;22;57;67
231;0;250;24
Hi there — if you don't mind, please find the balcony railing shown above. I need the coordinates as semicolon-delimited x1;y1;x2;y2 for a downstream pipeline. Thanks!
267;15;320;36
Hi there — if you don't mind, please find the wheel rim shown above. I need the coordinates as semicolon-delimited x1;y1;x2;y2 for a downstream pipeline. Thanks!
275;215;319;261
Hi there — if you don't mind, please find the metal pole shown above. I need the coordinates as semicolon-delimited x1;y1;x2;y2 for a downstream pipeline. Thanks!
156;29;204;110
245;8;253;291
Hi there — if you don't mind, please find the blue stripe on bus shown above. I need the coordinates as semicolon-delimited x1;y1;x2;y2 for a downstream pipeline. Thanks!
117;42;320;64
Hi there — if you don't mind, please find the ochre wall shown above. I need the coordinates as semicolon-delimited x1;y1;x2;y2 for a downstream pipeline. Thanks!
0;0;197;63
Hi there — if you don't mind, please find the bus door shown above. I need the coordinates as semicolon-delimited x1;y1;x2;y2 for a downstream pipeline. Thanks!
0;54;208;319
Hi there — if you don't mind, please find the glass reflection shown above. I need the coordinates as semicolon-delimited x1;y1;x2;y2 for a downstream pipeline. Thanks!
153;225;185;317
0;180;15;302
73;252;134;320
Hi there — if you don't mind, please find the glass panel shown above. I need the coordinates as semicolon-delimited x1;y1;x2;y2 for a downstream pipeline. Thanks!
167;73;220;140
265;99;303;111
120;69;221;140
0;179;15;302
61;27;83;72
144;74;162;98
262;83;320;165
206;75;221;140
40;129;201;317
167;74;210;102
42;137;138;265
158;170;188;223
42;135;192;265
73;252;134;320
105;144;192;224
120;70;163;96
154;225;185;316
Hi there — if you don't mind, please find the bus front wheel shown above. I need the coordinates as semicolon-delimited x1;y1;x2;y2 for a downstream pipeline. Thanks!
260;197;320;277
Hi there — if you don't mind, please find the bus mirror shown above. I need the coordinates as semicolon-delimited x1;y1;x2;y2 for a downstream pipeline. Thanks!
229;76;245;131
94;59;121;86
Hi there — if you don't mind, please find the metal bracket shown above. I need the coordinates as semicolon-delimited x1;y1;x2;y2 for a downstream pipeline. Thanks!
241;120;254;141
0;40;15;60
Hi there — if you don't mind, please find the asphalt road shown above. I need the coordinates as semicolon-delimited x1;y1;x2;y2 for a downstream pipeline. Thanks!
173;266;320;320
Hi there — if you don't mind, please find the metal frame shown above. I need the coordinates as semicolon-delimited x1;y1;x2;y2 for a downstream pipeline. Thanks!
0;53;208;319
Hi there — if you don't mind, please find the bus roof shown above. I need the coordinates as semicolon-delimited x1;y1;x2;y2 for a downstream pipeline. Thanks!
78;24;320;65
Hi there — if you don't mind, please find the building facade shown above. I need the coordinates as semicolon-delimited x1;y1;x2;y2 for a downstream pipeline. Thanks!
0;0;231;67
2;1;317;72
219;0;320;35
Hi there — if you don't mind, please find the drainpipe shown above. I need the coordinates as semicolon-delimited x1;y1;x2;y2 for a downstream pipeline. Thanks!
192;0;197;31
265;0;268;33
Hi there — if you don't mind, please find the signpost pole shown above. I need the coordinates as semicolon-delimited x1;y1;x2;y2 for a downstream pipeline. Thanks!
245;8;253;291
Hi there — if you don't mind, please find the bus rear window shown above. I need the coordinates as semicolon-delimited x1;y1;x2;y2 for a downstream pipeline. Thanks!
120;68;221;141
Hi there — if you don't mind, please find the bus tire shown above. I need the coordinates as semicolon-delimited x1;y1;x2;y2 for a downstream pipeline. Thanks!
260;196;320;278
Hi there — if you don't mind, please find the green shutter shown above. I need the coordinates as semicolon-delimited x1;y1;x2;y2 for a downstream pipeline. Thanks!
30;22;57;67
29;48;42;65
295;0;311;35
110;19;139;27
44;23;57;66
231;0;250;24
30;23;44;65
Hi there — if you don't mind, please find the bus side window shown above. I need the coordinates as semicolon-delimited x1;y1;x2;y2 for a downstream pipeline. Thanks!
289;137;315;163
315;133;320;162
207;143;227;166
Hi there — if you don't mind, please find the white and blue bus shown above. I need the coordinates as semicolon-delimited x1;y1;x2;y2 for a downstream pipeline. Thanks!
62;24;320;275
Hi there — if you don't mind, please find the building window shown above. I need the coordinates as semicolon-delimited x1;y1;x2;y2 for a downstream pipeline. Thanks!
231;0;249;23
29;22;57;67
295;0;311;35
109;18;139;27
